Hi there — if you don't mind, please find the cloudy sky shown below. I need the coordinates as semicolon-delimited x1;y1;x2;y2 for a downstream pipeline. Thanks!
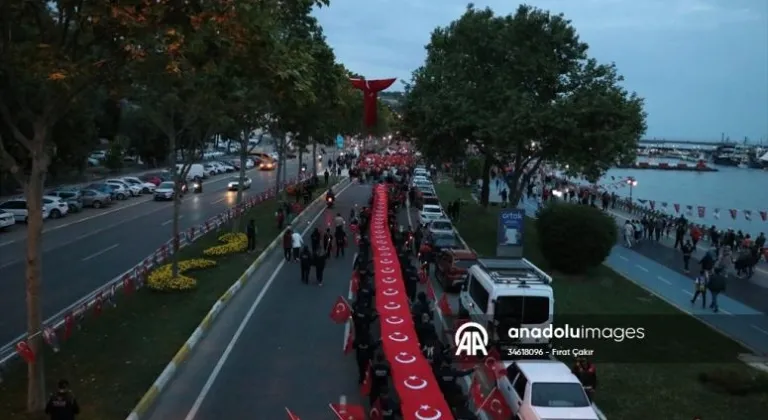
314;0;768;142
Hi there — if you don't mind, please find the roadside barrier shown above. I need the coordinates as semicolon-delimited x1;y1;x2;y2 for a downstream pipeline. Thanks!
125;174;351;420
0;174;312;371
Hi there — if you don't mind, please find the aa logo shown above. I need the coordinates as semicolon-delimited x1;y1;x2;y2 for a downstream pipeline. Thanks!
454;321;489;356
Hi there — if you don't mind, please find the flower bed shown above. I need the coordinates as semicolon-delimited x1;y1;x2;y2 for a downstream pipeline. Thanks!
147;258;218;292
202;232;248;257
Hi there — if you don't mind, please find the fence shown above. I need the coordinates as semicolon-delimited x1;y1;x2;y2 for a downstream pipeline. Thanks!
0;174;310;371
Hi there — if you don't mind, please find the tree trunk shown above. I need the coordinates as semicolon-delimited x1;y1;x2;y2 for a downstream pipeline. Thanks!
234;129;248;232
312;142;317;176
480;154;492;207
168;134;180;278
25;159;47;412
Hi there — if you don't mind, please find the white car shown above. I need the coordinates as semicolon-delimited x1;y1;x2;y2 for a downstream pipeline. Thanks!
106;179;141;197
499;360;599;420
244;158;255;169
427;218;453;236
419;204;444;224
154;181;178;201
203;163;220;176
0;210;16;229
227;177;252;191
121;176;157;194
42;196;70;218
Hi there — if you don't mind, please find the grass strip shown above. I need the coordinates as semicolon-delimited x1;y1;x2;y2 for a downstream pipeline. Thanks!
435;182;768;420
0;177;337;420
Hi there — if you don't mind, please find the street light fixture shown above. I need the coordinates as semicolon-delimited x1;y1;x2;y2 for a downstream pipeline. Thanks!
626;177;638;209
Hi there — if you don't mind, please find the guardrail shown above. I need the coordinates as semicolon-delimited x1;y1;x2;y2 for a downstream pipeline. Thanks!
0;174;310;370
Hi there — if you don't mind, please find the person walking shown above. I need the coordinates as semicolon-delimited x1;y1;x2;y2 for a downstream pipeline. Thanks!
708;267;727;313
314;248;327;286
246;219;257;252
299;246;312;284
291;229;303;261
282;228;293;261
45;379;80;420
690;270;707;308
682;240;694;273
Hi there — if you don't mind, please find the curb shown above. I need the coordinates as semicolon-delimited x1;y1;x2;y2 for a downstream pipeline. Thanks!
125;176;351;420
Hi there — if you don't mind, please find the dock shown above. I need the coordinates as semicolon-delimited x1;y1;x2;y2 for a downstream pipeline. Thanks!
616;162;718;172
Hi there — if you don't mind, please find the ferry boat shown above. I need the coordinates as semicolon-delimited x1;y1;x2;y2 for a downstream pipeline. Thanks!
712;144;752;167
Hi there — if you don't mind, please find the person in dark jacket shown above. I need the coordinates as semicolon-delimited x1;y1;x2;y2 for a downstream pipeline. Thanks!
246;219;256;252
299;246;312;284
571;357;597;401
310;227;321;252
335;227;347;258
708;267;727;313
323;228;333;257
282;229;293;261
45;379;80;420
313;248;326;286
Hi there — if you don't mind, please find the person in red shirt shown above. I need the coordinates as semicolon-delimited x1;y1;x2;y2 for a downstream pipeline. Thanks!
282;228;293;261
690;225;702;249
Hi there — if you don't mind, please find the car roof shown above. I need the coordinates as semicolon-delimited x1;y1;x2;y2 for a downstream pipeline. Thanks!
430;219;452;225
508;360;580;383
423;205;441;210
447;249;477;259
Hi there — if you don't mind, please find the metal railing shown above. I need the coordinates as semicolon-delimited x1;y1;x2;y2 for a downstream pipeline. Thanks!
0;174;310;369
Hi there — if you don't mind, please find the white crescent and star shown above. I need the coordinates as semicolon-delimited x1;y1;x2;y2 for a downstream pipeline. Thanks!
381;277;396;284
382;288;398;296
414;405;442;420
383;302;401;310
388;332;409;342
382;267;395;273
403;375;429;390
335;303;346;313
385;316;404;325
394;351;417;364
380;258;393;264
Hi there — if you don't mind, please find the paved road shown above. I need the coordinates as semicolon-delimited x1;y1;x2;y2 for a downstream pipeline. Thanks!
0;162;308;345
515;198;768;355
145;182;367;420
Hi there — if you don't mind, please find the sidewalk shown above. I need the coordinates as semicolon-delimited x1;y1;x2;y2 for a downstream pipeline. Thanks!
517;198;768;357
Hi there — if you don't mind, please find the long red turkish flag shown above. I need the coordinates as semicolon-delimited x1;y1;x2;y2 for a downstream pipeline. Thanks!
350;78;397;128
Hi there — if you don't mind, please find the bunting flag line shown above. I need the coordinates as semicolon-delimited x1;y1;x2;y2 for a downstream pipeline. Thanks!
628;198;768;224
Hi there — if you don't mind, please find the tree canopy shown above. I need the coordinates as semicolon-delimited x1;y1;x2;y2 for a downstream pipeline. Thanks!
402;4;647;206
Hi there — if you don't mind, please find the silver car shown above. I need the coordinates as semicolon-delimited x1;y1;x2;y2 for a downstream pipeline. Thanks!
80;189;112;208
48;190;84;213
427;218;454;236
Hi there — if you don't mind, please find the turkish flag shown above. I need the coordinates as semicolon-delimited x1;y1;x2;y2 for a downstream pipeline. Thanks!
470;375;485;408
360;363;372;396
438;294;452;316
284;407;301;420
482;348;506;380
425;280;436;300
369;398;382;420
350;272;359;294
343;322;355;355
349;78;397;128
329;296;351;324
418;268;427;284
329;403;366;420
479;387;513;420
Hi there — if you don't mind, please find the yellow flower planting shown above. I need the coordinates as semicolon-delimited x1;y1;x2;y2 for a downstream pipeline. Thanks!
202;232;248;257
147;258;217;292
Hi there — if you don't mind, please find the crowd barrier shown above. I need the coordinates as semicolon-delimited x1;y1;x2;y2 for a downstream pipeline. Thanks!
0;174;310;370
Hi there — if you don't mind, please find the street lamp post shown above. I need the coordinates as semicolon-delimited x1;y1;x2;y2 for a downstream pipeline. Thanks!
626;177;638;211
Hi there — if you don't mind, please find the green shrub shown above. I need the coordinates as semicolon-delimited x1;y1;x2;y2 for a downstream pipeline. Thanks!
534;202;616;274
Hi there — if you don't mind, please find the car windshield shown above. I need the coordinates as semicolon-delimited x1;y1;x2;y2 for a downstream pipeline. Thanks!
159;182;175;189
530;383;591;408
433;236;458;248
494;296;550;324
454;259;475;269
430;221;452;230
423;207;441;214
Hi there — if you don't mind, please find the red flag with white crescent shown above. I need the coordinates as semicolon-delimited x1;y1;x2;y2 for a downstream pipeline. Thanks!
329;296;351;324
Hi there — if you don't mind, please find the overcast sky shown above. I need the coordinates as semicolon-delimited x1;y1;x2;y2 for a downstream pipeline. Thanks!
314;0;768;141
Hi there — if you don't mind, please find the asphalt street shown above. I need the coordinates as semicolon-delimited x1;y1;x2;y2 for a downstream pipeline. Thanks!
0;162;307;345
145;182;368;420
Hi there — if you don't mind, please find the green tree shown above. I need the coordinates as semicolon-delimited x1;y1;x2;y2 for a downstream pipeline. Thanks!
535;202;617;274
403;4;646;207
0;1;135;409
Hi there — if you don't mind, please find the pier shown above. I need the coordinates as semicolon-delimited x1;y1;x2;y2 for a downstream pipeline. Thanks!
616;162;718;172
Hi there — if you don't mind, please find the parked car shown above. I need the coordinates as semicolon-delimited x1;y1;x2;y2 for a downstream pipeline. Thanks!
227;176;252;191
218;161;236;172
80;189;112;208
86;183;117;200
0;210;16;230
106;179;141;197
427;218;454;236
103;183;130;200
122;176;158;193
42;196;70;219
424;231;462;253
435;248;478;291
419;204;444;224
47;190;84;213
154;181;186;201
203;162;221;176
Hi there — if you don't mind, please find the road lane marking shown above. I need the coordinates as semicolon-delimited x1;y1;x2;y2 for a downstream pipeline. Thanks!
162;216;184;226
0;168;270;248
618;255;629;261
635;264;649;272
720;309;733;316
211;198;225;204
752;325;768;336
81;244;120;262
183;180;352;420
682;290;693;296
657;276;672;285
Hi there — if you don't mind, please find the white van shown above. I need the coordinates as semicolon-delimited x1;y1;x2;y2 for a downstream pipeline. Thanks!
458;258;554;348
500;360;599;420
175;163;206;181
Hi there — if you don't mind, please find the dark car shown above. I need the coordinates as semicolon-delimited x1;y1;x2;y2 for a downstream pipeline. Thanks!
426;232;462;253
86;183;117;200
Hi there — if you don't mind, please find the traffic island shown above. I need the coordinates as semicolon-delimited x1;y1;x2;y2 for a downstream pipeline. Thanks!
434;182;768;420
0;178;339;420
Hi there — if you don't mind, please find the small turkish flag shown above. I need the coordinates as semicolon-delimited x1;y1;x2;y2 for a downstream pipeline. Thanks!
329;296;351;324
470;374;485;408
284;407;301;420
483;348;506;380
343;323;355;355
369;398;382;420
418;268;427;284
329;403;366;420
350;273;359;294
425;280;436;300
479;387;513;420
438;294;452;316
360;364;372;396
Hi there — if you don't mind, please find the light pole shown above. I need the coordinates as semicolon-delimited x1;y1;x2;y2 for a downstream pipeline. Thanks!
627;177;637;211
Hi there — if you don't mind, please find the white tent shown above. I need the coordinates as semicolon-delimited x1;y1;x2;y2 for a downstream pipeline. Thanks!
760;151;768;162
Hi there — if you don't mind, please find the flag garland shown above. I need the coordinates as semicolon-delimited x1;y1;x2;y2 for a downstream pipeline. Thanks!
2;175;311;364
629;199;768;223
